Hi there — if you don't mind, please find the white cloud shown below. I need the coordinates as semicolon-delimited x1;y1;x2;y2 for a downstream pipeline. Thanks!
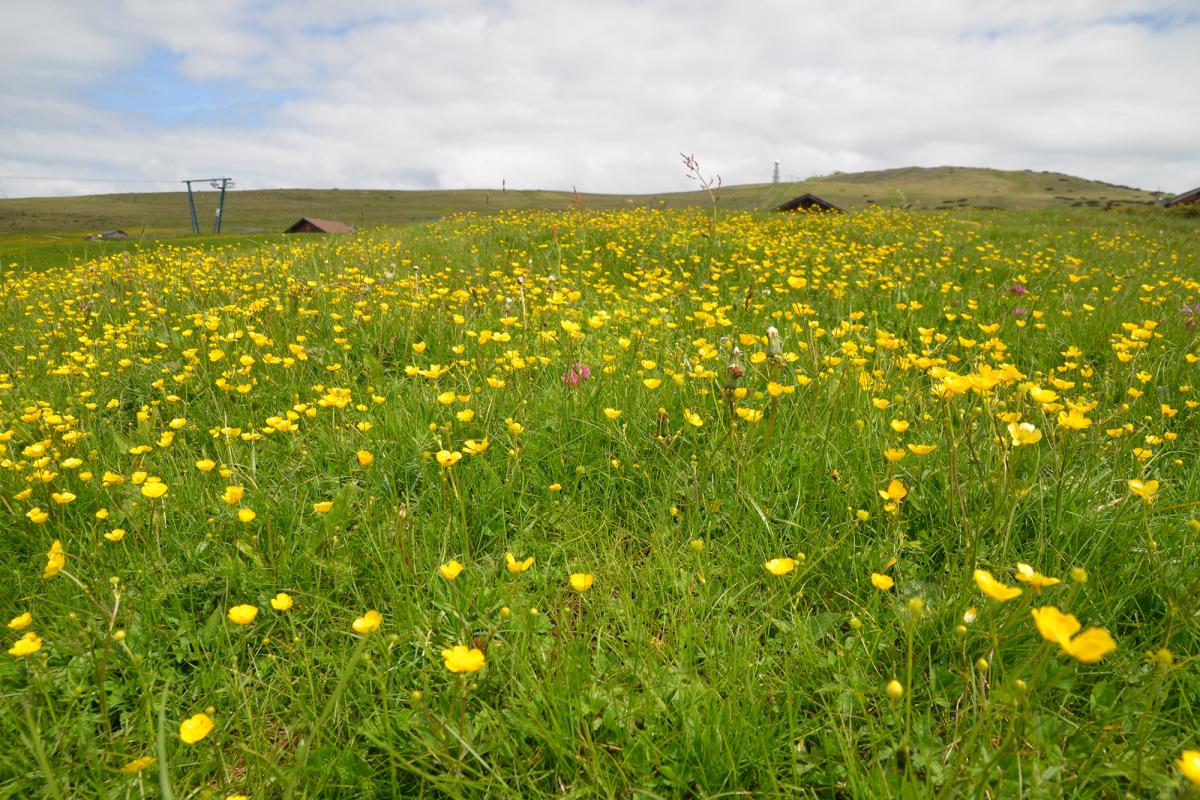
1;0;1198;198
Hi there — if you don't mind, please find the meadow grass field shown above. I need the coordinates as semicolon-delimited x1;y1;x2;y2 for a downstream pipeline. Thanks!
1;204;1198;798
0;166;1165;276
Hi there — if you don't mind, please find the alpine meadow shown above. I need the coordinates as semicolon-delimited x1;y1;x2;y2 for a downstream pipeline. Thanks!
3;202;1200;798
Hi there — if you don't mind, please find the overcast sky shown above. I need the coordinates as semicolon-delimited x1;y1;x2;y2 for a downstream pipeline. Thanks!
1;0;1197;198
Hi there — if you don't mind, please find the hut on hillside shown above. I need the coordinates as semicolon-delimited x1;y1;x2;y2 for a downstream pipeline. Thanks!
775;193;845;213
85;230;128;240
1162;187;1200;207
285;217;353;233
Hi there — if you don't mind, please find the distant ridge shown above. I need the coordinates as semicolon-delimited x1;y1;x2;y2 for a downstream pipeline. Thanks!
0;166;1170;238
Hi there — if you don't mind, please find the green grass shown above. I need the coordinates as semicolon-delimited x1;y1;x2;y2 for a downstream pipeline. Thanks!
0;205;1197;797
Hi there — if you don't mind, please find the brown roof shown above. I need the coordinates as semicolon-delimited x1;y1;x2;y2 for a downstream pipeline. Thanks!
774;193;845;213
1163;187;1200;206
285;217;353;233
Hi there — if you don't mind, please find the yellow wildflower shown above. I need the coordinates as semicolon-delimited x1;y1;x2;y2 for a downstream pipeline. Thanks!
227;605;258;625
441;644;486;673
352;610;382;634
764;558;796;576
973;569;1022;601
179;713;214;744
505;552;535;573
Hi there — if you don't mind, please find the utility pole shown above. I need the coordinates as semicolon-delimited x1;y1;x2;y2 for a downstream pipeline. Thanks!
182;177;233;234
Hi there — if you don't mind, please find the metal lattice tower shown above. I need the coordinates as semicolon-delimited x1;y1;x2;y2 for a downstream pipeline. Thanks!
772;161;780;184
182;177;233;234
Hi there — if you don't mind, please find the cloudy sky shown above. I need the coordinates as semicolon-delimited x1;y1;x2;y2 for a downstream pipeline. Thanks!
1;0;1197;198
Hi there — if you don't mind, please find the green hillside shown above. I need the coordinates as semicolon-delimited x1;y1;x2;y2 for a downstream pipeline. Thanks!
0;166;1169;271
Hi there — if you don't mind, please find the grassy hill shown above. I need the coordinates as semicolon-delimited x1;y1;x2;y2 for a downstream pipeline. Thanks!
0;166;1169;271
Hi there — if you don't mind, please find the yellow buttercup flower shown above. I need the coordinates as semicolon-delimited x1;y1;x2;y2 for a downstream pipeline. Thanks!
1127;479;1159;503
236;508;256;523
973;569;1023;601
270;592;294;611
505;552;535;573
119;756;156;774
1014;563;1060;589
352;610;382;634
1057;408;1091;430
878;479;907;501
1032;605;1080;645
436;450;462;467
462;438;489;456
222;485;245;505
735;407;764;423
104;529;126;542
441;644;486;673
569;573;594;592
8;631;42;656
1031;605;1117;663
140;479;168;499
179;713;214;744
439;560;464;580
603;408;622;420
196;459;216;472
764;558;796;576
1178;750;1200;786
871;573;894;591
313;501;334;513
1061;628;1118;663
227;605;258;625
8;612;32;631
27;507;49;524
1007;422;1042;446
43;539;65;579
356;449;374;466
